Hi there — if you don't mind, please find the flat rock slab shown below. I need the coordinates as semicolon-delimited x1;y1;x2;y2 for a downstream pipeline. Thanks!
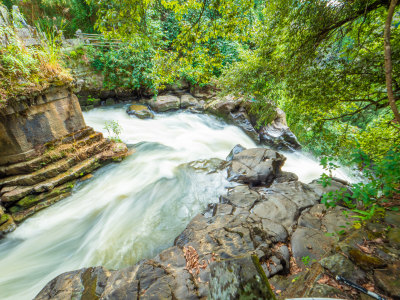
269;181;320;210
291;226;335;268
221;185;260;208
227;148;286;186
253;193;299;233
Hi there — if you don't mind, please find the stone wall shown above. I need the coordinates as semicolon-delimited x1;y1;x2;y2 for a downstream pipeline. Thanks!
0;86;86;165
0;85;130;237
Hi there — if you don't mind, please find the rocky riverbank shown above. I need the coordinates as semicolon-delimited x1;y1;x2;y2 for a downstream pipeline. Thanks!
125;91;301;152
34;146;400;299
0;86;131;237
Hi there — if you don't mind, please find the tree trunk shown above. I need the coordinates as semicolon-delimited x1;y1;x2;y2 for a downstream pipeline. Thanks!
384;0;400;124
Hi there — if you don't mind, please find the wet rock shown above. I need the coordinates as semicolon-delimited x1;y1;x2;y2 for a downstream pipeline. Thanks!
0;213;16;236
298;204;325;230
319;253;365;283
281;263;325;298
261;219;288;242
35;266;112;300
229;111;260;142
262;255;284;278
348;249;386;271
291;226;335;268
388;228;400;249
105;98;115;105
259;108;301;151
126;104;154;119
213;203;233;216
205;95;240;117
226;144;245;161
35;262;176;300
274;171;298;183
321;205;354;234
227;148;286;185
374;262;400;298
298;204;354;234
308;177;351;199
269;181;320;210
221;185;260;208
149;94;180;112
180;93;200;109
259;125;301;152
253;193;299;233
209;255;276;300
184;158;227;174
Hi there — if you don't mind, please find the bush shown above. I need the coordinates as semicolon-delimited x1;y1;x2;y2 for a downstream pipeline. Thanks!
86;45;154;92
320;146;400;223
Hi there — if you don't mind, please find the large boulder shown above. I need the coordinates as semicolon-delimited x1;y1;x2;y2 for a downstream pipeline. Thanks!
149;94;180;112
180;93;202;110
229;111;260;142
126;104;154;119
205;95;240;116
259;108;301;151
227;148;286;186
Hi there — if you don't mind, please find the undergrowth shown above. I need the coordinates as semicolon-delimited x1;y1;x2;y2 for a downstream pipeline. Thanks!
319;146;400;226
0;5;71;108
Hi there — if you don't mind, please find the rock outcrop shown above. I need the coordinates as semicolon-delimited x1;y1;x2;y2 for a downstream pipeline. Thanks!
0;86;131;237
36;145;398;299
126;104;154;119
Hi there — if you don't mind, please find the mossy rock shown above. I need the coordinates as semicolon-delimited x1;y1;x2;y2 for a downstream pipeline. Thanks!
0;215;16;234
16;182;74;209
209;255;276;300
388;228;400;249
126;104;154;119
349;249;386;270
0;213;10;225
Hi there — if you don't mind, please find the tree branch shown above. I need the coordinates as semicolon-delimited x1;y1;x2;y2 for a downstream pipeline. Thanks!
384;0;400;123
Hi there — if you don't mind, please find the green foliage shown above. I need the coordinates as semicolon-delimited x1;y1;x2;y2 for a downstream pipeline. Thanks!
90;0;256;89
8;0;97;37
301;256;311;266
320;146;400;221
218;0;400;162
104;120;122;143
0;5;71;107
86;95;99;104
86;45;154;91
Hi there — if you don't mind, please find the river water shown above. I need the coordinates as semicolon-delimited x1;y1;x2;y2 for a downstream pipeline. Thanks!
0;106;354;299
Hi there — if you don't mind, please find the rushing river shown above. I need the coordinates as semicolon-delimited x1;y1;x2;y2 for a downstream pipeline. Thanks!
0;106;355;299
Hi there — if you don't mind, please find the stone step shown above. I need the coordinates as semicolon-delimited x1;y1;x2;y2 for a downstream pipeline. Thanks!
12;192;72;223
12;181;75;211
1;154;103;204
0;138;110;191
0;128;102;178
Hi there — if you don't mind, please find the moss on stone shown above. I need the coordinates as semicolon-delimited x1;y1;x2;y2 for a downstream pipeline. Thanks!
81;268;100;300
0;213;10;225
349;249;386;270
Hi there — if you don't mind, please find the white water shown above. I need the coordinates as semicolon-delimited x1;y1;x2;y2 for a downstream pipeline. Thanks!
0;106;354;299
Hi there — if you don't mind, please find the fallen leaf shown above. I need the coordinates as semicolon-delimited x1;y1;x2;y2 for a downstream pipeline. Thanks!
357;244;373;254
